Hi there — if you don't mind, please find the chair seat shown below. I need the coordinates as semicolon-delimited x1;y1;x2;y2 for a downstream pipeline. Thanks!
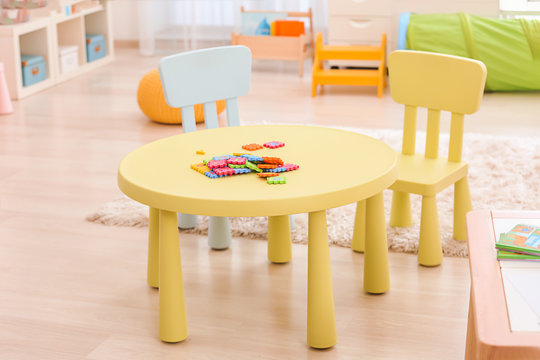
389;153;468;196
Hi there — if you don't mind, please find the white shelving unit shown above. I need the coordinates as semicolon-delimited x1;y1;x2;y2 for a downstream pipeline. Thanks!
0;0;114;100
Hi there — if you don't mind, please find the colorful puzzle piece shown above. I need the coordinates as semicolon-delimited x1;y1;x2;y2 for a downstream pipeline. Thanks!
263;141;285;149
240;154;264;163
262;157;283;165
284;163;299;171
205;171;218;179
257;164;278;169
245;161;263;173
214;167;235;177
242;143;263;151
191;140;295;183
227;157;247;165
267;176;286;184
257;173;279;178
208;159;227;169
191;163;210;174
266;166;287;173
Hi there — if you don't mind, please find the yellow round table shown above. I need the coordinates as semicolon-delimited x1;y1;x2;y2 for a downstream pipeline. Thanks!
118;125;398;348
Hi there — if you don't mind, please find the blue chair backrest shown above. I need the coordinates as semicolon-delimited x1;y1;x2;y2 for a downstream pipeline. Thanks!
158;45;252;132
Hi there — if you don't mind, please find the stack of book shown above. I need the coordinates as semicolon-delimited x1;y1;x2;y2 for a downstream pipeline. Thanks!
496;224;540;260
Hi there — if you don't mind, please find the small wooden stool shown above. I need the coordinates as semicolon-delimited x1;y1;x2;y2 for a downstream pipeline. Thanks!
312;32;387;98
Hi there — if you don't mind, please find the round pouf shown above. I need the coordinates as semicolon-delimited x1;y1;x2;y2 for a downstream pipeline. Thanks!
137;68;226;124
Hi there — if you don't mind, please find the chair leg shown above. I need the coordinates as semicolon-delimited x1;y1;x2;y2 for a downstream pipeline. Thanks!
268;215;292;263
177;213;198;229
311;82;317;97
289;214;296;230
208;216;232;250
352;200;366;253
390;191;412;227
148;207;159;289
418;195;443;267
454;177;472;241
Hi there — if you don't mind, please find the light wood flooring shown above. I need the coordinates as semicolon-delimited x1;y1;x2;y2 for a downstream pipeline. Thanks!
1;49;538;360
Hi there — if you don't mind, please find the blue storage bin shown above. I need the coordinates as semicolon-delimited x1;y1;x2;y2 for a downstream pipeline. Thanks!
86;34;106;62
21;54;46;87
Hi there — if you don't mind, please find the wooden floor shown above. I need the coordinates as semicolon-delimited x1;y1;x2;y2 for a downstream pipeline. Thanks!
1;49;538;359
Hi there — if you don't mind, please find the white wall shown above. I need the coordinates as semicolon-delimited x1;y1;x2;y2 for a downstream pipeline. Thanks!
111;0;139;40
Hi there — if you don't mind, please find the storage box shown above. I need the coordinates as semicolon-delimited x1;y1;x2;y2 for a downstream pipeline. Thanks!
21;54;46;87
86;34;106;62
58;45;78;74
274;20;305;37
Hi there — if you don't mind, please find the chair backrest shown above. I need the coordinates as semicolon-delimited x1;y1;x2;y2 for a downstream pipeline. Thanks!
158;45;252;133
388;50;487;162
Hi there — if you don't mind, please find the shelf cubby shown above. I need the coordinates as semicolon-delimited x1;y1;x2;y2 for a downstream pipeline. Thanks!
0;0;114;99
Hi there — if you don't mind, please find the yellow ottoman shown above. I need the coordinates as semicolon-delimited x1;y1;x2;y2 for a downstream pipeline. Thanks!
137;69;226;124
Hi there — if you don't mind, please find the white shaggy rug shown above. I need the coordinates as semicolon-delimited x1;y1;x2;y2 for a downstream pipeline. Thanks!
87;128;540;257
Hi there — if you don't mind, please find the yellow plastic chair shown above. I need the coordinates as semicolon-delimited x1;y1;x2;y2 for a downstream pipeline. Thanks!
353;50;487;266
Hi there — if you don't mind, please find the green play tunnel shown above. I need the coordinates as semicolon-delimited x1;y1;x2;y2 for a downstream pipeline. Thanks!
400;13;540;91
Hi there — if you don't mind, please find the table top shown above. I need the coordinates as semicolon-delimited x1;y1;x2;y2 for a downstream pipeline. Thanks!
118;125;397;217
467;210;540;351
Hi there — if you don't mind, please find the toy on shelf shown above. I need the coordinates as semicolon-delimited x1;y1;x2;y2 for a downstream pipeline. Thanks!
231;6;313;77
1;0;47;9
312;32;387;98
0;7;29;24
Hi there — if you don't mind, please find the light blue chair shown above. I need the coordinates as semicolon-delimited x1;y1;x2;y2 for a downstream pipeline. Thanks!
158;45;295;256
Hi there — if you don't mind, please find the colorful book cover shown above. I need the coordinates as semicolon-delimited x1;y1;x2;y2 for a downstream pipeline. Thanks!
241;12;287;36
496;224;540;256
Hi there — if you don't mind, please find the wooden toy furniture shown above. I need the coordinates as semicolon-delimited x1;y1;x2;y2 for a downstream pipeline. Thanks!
352;50;487;266
312;32;387;98
117;124;398;347
466;210;540;359
231;7;313;77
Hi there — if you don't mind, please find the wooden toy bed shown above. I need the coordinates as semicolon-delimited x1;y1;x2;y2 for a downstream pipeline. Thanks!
231;7;314;77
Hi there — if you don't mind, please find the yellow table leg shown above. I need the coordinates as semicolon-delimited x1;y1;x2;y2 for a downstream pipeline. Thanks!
307;210;337;349
147;207;159;288
268;215;292;263
159;209;188;342
364;192;390;294
352;200;366;253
